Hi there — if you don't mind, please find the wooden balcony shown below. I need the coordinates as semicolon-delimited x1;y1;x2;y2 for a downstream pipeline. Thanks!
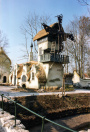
40;54;69;64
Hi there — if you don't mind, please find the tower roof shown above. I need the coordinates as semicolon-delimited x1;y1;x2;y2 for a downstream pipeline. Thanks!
33;23;59;41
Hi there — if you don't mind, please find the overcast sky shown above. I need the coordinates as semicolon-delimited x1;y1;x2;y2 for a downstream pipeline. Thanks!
0;0;90;65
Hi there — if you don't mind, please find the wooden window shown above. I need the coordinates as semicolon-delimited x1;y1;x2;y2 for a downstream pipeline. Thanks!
32;72;34;80
22;75;26;82
39;47;42;55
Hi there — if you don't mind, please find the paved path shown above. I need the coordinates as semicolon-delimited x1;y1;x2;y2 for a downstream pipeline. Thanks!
0;86;90;98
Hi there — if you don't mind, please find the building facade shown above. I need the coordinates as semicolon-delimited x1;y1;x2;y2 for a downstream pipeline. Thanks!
9;61;46;89
0;47;11;84
10;17;71;89
33;22;69;88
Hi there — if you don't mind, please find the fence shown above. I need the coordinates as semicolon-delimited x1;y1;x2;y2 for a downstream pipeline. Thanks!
0;94;77;132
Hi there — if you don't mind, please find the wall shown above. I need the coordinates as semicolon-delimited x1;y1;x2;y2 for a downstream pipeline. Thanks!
27;65;39;89
0;53;11;83
43;62;63;87
20;64;39;89
38;40;58;62
0;108;29;132
38;41;48;62
80;78;90;87
9;61;64;89
19;64;27;87
72;71;80;84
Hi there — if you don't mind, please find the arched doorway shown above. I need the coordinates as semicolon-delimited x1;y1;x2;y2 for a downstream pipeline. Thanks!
3;76;7;83
11;76;12;83
14;75;16;85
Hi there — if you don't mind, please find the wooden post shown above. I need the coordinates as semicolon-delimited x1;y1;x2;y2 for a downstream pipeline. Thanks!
62;75;65;97
62;76;64;96
64;76;65;96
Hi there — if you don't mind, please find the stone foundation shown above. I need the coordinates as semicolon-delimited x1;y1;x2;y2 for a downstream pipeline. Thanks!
0;108;29;132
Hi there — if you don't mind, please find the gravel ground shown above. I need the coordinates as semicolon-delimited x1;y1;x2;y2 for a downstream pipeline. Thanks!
0;86;90;98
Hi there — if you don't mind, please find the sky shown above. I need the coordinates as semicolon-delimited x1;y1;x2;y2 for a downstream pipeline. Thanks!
0;0;90;66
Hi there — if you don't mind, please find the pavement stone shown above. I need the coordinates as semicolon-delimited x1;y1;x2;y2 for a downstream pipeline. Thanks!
0;108;29;132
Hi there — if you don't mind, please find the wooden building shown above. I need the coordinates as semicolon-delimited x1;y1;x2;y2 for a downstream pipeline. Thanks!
33;21;70;88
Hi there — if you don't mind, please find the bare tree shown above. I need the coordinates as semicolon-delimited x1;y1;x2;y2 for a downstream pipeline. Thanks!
20;12;51;61
86;55;90;77
65;16;90;78
0;31;12;80
77;0;90;6
77;0;90;15
0;30;9;52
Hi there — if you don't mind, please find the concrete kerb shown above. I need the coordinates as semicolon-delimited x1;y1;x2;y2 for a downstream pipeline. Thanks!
0;108;29;132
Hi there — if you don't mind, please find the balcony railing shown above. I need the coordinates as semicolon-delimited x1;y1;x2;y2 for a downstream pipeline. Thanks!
40;54;69;64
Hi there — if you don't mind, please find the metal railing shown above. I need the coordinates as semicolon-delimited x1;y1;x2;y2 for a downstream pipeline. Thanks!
40;54;69;64
0;94;77;132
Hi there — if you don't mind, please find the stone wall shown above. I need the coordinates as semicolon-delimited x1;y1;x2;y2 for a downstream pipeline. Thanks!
0;108;29;132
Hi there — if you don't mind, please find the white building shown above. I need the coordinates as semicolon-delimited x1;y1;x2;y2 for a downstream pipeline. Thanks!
10;19;71;89
33;22;69;88
9;61;46;89
0;47;11;84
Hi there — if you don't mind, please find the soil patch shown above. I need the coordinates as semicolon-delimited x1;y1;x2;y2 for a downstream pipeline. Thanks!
29;113;90;132
0;93;90;131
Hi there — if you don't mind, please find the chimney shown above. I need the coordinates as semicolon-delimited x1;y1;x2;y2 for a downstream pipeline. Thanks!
29;42;33;61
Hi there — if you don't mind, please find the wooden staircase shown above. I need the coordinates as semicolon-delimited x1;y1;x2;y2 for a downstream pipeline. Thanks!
50;41;56;54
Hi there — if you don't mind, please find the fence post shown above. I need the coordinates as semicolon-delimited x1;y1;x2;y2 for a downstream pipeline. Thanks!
14;101;17;127
41;116;45;132
1;94;4;114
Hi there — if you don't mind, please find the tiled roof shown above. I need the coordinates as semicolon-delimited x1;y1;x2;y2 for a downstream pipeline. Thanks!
35;63;47;83
84;73;89;78
17;65;23;78
27;71;31;81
